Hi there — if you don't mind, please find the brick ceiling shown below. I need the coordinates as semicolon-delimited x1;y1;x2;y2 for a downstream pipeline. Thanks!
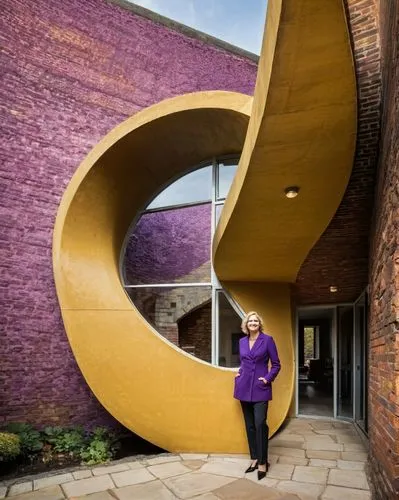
295;0;381;305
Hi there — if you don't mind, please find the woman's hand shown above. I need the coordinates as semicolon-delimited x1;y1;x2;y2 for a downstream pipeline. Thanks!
235;373;241;378
258;377;269;385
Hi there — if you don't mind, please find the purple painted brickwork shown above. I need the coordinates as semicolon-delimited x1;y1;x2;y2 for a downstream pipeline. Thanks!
0;0;257;427
125;204;212;285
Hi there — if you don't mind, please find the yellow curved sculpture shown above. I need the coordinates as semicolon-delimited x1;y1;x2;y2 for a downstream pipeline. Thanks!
53;0;356;453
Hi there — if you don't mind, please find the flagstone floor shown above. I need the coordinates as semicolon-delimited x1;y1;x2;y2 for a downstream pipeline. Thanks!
0;418;371;500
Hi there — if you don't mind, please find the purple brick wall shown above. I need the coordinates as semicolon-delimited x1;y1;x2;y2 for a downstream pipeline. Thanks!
124;204;212;285
0;0;257;427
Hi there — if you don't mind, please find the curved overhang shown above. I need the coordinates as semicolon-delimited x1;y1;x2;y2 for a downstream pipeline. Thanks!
213;0;357;283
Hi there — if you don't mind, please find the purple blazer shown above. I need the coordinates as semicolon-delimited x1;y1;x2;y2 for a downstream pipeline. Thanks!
233;332;281;402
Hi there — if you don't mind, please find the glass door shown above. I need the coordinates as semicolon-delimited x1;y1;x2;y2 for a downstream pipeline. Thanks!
354;292;368;433
336;306;354;419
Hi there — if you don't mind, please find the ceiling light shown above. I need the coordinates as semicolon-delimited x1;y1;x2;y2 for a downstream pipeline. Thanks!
329;286;338;293
284;186;299;198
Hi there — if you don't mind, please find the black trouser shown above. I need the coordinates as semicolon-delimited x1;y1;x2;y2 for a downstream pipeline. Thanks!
240;401;269;465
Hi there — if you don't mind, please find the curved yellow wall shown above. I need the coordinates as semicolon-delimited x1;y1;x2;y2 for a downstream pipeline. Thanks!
54;92;258;452
53;0;356;453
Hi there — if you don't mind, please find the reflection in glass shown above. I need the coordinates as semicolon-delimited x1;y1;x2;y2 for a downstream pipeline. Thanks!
215;204;223;224
355;293;368;433
218;292;243;367
124;204;212;285
217;161;238;200
337;306;354;418
148;165;212;209
126;286;212;363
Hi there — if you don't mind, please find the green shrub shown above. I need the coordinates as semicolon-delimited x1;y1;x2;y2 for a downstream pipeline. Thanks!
80;427;119;465
43;426;86;455
0;432;21;461
5;422;43;456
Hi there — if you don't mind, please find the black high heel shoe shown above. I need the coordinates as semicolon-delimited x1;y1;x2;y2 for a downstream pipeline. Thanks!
244;462;258;473
257;462;270;480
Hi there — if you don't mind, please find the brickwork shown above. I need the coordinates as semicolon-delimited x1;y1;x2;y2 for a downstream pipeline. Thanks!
0;0;257;427
295;0;381;305
367;1;399;498
178;302;212;363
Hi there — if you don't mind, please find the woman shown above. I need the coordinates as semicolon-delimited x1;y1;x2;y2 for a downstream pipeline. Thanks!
234;311;281;480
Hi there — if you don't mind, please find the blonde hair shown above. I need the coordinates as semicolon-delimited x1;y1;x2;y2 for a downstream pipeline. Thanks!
241;311;264;335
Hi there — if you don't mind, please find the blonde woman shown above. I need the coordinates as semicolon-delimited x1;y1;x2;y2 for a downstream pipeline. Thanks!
234;311;281;480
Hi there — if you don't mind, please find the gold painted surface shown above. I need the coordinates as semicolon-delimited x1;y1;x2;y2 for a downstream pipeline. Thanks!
214;0;356;282
53;0;356;453
53;91;255;452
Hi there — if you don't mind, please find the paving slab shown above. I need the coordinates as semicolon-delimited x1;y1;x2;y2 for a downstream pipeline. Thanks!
308;459;337;468
33;473;73;490
92;463;130;476
292;465;328;484
328;469;369;490
277;456;309;466
61;475;114;498
340;451;367;462
199;460;245;478
74;492;114;500
304;442;343;452
269;447;306;458
310;422;333;430
335;435;363;444
321;485;371;500
272;433;305;442
5;485;64;500
213;478;282;499
8;482;32;497
125;461;145;470
245;474;279;487
305;450;340;460
269;439;304;449
112;479;176;499
188;494;219;500
266;463;295;480
72;470;93;480
147;461;192;479
181;459;206;470
277;480;324;500
111;468;155;488
163;472;235;499
180;453;208;460
343;443;367;452
146;455;181;466
336;459;365;470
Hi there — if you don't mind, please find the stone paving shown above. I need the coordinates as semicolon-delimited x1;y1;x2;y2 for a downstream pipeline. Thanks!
0;419;371;500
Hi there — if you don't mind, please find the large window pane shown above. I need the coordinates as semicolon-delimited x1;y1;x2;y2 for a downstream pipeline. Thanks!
126;286;212;363
124;204;211;285
148;165;212;209
217;292;243;367
217;161;238;200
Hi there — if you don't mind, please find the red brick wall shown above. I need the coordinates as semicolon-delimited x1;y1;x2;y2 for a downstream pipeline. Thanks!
295;0;381;305
368;1;399;498
178;302;212;363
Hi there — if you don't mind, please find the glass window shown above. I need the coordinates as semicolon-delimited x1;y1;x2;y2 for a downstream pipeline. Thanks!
217;160;238;200
126;286;212;363
122;156;242;366
124;204;212;285
148;165;212;209
217;291;243;367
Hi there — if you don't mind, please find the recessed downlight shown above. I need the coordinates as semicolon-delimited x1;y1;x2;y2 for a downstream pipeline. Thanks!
284;186;299;198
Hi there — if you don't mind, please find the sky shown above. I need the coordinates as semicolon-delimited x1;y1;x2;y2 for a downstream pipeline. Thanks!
129;0;268;55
